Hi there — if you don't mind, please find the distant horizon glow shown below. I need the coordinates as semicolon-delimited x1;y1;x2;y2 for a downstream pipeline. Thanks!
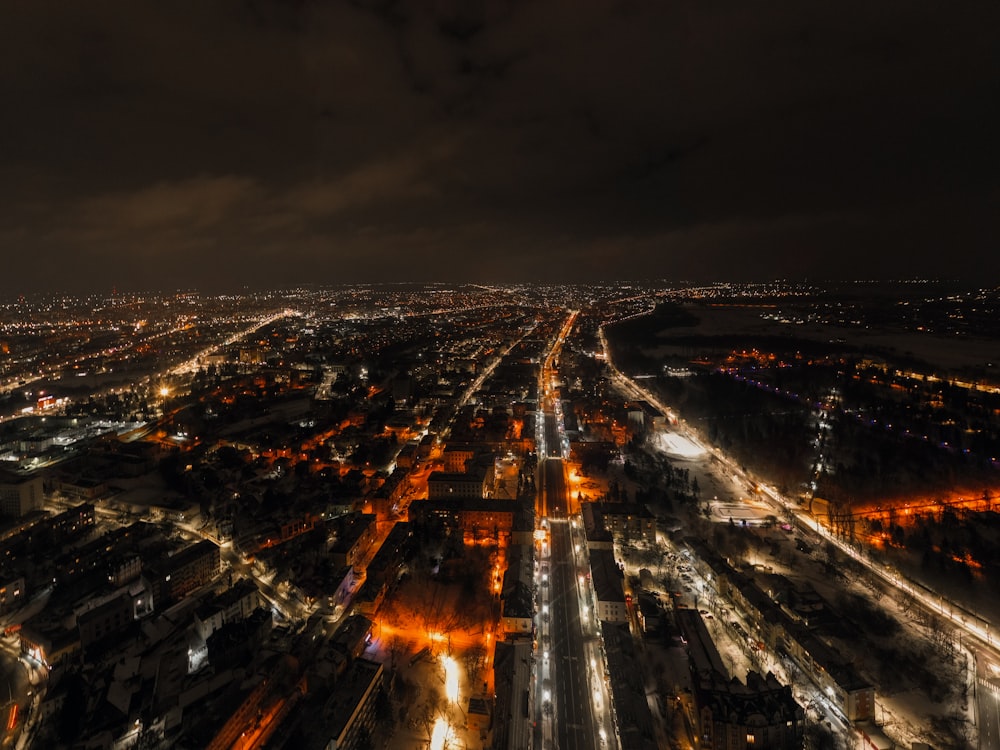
2;3;998;292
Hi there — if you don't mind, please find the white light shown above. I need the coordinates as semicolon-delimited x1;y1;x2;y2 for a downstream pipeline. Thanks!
441;655;460;702
429;717;450;750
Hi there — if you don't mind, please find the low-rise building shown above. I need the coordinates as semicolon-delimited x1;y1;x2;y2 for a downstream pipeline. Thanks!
365;521;412;588
427;470;490;500
582;501;656;546
687;537;875;723
108;554;142;587
351;578;386;617
468;696;491;737
20;621;81;668
581;502;613;551
676;608;804;750
371;468;408;520
148;539;220;605
492;640;532;750
324;658;383;750
625;400;668;431
0;471;43;518
323;565;357;614
442;443;481;473
206;606;272;670
0;574;25;613
786;624;874;722
58;476;108;501
408;498;527;546
49;502;97;540
77;590;134;653
329;513;377;569
500;580;534;637
194;578;263;641
696;670;805;750
589;548;627;623
601;621;657;750
331;614;373;662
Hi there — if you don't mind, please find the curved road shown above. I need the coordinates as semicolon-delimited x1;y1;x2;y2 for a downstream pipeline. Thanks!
0;644;30;749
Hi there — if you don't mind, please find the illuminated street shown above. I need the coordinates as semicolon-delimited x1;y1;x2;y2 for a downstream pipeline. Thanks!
2;0;1000;743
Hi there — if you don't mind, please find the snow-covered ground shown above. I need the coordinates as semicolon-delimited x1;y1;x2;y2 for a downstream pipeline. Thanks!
655;430;706;460
620;432;975;748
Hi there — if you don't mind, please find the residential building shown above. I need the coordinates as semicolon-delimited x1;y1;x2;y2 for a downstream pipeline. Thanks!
676;608;804;750
582;501;656;546
329;513;377;569
194;578;263;641
492;640;532;750
589;548;627;623
0;471;43;518
500;580;534;637
427;470;490;500
601;621;657;750
324;658;383;750
0;575;25;613
148;540;220;605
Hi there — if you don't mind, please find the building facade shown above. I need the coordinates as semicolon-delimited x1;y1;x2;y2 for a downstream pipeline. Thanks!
0;472;43;518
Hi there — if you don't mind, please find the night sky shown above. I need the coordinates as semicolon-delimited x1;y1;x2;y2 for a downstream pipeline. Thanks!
2;0;999;293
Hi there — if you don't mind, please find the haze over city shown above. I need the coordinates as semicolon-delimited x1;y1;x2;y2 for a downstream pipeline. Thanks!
2;0;1000;292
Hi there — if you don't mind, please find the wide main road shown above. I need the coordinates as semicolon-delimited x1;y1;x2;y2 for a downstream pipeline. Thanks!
544;412;563;459
539;442;567;519
537;459;600;750
534;309;603;750
550;513;599;750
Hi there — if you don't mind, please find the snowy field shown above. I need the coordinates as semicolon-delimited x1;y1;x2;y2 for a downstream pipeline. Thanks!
655;430;706;460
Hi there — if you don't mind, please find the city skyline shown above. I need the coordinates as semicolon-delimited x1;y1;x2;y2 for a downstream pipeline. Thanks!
3;0;1000;294
1;282;999;748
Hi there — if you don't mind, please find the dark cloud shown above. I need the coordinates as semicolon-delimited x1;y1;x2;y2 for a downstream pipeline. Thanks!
1;0;998;292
